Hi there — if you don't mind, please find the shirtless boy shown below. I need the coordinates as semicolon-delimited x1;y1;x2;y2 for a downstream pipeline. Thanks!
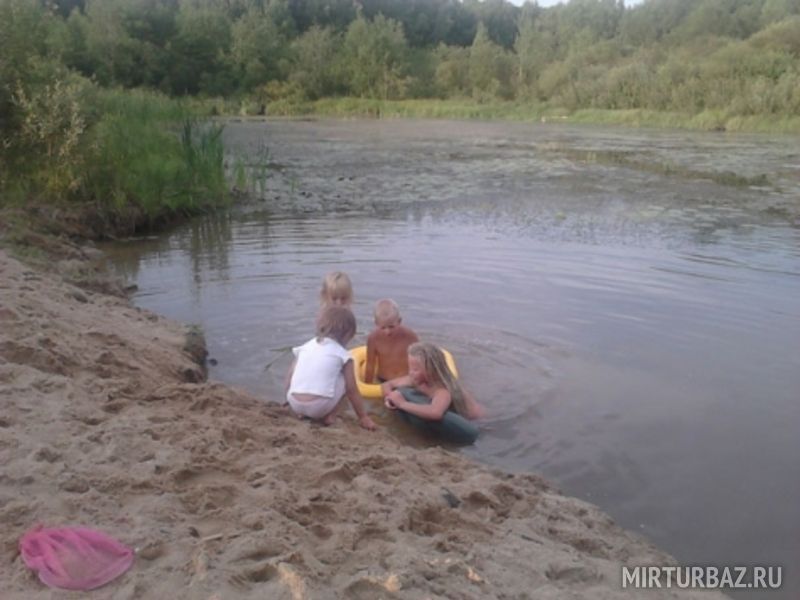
364;299;419;383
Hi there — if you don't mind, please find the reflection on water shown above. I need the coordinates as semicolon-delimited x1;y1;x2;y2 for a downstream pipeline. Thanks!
103;120;800;599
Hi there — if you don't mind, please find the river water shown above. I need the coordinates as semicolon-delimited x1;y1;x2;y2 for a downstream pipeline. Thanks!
104;119;800;598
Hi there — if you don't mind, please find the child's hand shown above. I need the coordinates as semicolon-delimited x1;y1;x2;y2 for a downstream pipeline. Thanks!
359;414;377;430
380;381;393;396
384;390;404;410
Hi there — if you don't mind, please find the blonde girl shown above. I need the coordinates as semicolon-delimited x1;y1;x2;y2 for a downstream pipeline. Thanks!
286;306;376;430
320;271;353;308
382;342;484;421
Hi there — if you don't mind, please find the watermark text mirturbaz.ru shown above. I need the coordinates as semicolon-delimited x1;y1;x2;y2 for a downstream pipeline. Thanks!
622;566;783;590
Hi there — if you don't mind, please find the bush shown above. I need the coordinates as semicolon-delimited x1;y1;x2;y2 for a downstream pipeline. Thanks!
11;76;91;194
2;81;229;235
84;91;228;228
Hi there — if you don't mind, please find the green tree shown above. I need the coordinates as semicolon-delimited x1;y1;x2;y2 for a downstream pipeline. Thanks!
168;3;233;95
760;0;800;26
49;1;172;88
53;0;87;18
464;0;520;49
557;0;624;43
46;7;89;74
360;0;477;47
514;11;555;100
118;0;178;88
341;14;409;99
290;25;341;99
80;0;138;86
469;23;514;100
231;6;289;91
264;0;296;39
672;0;765;42
289;0;356;34
749;15;800;56
619;0;695;46
0;0;57;158
433;43;470;97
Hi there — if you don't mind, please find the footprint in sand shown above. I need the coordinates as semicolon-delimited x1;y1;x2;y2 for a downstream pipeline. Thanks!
316;463;357;486
344;578;401;600
230;562;279;589
405;503;492;538
545;562;603;585
351;523;395;550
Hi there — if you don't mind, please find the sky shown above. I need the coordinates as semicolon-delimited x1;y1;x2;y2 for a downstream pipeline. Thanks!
507;0;644;6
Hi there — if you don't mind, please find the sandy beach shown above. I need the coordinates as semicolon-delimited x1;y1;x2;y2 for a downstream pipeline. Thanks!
0;245;727;599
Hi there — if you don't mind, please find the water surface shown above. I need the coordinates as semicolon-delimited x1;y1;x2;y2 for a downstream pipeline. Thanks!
104;119;800;598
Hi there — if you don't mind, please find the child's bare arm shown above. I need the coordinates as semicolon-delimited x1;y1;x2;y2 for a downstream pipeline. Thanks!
380;374;413;396
364;334;378;383
386;388;451;421
344;361;377;430
462;388;486;420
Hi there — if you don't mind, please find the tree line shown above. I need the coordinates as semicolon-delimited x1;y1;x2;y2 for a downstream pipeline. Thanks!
4;0;799;113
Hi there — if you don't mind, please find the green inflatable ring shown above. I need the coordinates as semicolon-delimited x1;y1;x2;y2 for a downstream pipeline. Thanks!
395;387;479;445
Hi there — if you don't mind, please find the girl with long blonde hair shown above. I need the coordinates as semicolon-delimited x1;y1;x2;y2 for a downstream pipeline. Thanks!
382;342;484;421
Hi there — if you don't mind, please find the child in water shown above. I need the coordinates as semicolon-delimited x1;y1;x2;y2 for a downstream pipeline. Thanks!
382;342;485;421
364;299;419;384
286;305;376;430
320;271;353;308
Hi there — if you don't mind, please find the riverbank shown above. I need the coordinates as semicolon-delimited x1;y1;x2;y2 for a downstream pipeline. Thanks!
207;97;800;135
0;229;730;599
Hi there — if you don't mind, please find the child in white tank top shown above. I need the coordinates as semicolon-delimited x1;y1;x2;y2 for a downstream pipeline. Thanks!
286;306;376;430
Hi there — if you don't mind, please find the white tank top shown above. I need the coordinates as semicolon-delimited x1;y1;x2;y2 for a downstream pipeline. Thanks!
289;337;352;399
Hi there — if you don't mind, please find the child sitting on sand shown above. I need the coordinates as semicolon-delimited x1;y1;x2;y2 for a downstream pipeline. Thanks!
286;305;376;430
364;299;419;384
320;271;353;308
382;342;484;421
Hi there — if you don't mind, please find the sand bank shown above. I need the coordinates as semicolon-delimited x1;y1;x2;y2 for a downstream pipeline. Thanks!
0;248;726;599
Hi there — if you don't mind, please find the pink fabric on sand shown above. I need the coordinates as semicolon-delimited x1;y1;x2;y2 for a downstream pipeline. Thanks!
19;525;134;591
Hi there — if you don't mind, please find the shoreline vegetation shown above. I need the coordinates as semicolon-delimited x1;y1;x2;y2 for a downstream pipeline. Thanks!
211;97;800;135
0;86;231;239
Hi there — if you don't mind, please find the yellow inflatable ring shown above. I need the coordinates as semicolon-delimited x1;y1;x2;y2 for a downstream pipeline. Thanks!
349;345;459;399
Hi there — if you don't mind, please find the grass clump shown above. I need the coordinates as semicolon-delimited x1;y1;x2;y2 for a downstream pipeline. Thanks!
2;85;230;237
87;99;228;228
87;90;231;233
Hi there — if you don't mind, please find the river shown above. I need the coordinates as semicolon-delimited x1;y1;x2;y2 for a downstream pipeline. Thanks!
103;119;800;598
